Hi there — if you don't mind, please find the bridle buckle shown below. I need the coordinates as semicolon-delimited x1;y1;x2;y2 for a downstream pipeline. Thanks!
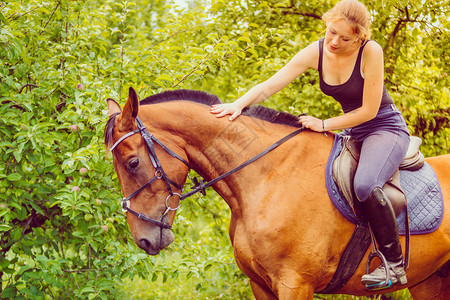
122;198;130;213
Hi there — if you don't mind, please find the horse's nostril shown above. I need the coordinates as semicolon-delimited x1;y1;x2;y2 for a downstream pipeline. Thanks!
139;238;151;250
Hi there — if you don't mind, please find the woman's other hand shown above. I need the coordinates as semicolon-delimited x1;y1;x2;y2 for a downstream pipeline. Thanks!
210;103;243;121
299;115;324;132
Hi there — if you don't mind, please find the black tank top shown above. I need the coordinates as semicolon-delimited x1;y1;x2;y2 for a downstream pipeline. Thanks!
318;38;393;113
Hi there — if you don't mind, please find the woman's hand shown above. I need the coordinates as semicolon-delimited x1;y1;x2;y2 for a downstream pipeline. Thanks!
299;115;325;132
210;103;243;121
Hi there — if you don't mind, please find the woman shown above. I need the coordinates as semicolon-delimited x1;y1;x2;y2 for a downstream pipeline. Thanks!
210;0;410;290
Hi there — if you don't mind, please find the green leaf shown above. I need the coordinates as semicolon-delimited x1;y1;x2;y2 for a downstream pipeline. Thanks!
26;271;41;279
0;224;12;232
0;12;8;25
36;255;49;263
18;265;33;275
204;263;213;271
0;141;14;148
29;201;44;215
7;173;22;181
237;36;251;43
78;287;95;295
1;286;17;299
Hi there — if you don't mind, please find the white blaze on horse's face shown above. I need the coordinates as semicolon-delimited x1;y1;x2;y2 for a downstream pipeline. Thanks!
106;88;187;255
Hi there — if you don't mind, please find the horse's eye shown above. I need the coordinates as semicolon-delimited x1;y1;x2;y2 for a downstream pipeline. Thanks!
128;158;139;169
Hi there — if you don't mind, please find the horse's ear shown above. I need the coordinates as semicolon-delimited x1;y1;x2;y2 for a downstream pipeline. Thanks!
107;98;121;117
119;87;139;131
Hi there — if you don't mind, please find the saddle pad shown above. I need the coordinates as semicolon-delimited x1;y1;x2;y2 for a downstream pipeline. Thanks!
326;134;444;235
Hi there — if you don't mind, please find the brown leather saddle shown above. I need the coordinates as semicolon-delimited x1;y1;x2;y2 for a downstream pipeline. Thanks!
332;135;424;220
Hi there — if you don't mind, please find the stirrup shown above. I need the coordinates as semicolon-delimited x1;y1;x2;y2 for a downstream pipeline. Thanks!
364;251;392;291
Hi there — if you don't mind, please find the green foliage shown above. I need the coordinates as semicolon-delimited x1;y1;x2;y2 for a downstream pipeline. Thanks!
0;0;447;299
0;0;153;298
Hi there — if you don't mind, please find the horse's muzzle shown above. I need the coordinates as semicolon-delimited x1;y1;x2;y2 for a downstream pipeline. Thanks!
136;227;174;255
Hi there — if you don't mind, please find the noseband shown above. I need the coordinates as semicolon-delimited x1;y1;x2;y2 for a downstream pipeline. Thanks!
110;115;305;230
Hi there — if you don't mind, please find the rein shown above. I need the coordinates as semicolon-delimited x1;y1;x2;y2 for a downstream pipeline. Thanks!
110;116;305;229
180;126;305;200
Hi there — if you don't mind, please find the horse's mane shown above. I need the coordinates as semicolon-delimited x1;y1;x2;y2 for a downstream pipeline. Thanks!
140;89;302;128
140;89;222;106
106;89;302;147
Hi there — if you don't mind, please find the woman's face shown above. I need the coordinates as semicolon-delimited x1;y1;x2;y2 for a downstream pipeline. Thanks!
325;19;360;54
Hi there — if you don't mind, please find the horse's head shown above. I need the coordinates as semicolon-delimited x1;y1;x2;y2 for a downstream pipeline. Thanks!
105;87;190;255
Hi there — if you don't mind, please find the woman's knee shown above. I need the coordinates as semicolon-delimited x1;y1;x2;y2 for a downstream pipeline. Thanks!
354;177;376;202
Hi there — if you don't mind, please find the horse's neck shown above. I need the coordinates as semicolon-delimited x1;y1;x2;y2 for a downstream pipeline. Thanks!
148;103;294;208
172;107;306;213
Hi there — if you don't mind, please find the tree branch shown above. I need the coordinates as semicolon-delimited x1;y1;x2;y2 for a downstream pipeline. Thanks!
61;268;99;273
39;1;61;36
384;18;406;55
383;5;438;55
10;7;40;21
280;10;322;19
172;52;213;88
268;3;322;19
18;84;38;94
1;210;49;256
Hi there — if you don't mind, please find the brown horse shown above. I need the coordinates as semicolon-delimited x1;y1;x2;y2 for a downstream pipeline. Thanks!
105;87;450;299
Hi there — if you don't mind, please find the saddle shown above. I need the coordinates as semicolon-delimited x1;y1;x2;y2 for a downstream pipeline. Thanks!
332;135;424;220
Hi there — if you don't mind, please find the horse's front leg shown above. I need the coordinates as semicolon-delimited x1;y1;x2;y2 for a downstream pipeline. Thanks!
251;277;315;299
275;280;315;300
250;280;277;300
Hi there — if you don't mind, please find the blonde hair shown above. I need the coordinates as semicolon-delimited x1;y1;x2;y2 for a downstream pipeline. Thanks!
322;0;371;43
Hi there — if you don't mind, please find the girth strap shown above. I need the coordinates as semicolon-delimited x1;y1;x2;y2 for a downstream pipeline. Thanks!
318;223;372;294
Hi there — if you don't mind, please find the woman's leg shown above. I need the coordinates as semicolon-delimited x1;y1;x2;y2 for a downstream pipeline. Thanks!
353;130;409;289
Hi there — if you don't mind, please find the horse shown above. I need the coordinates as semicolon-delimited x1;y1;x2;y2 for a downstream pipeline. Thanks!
105;87;450;299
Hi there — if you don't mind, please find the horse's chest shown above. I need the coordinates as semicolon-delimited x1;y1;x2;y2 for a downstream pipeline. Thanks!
231;225;280;278
230;226;261;273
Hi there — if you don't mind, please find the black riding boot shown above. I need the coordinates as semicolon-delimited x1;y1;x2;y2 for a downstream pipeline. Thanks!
360;187;407;288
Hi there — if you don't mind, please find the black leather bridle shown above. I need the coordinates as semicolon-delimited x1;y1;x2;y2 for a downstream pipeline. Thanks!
110;116;189;229
110;115;305;230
